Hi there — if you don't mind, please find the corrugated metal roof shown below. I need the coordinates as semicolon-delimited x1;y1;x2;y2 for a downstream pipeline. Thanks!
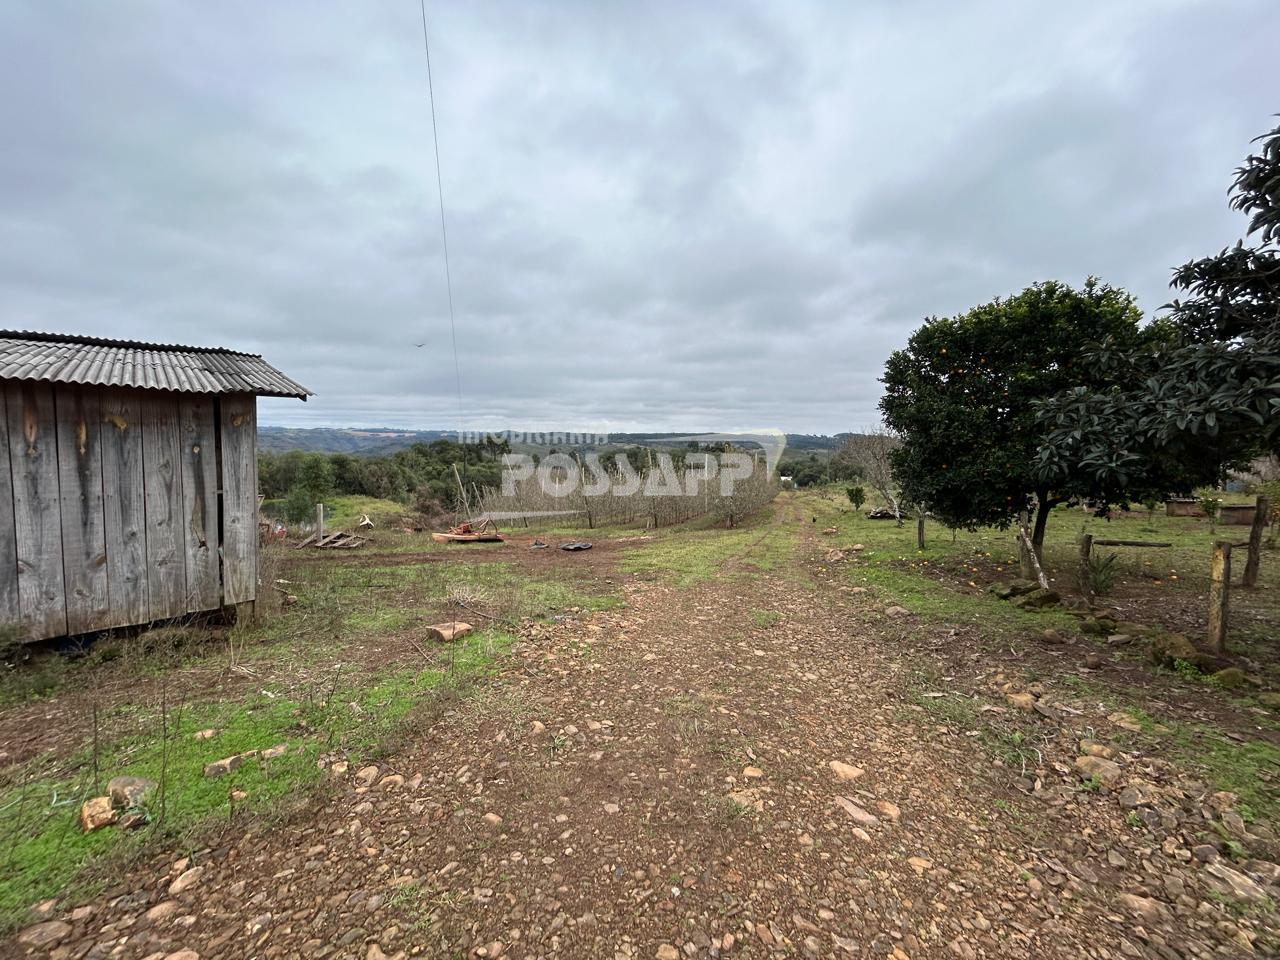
0;331;311;399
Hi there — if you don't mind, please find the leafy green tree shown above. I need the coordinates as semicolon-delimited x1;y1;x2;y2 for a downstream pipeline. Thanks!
880;279;1146;556
257;454;285;499
778;455;826;488
329;453;367;495
847;485;866;511
258;449;309;498
296;453;335;502
283;485;314;524
1037;120;1280;494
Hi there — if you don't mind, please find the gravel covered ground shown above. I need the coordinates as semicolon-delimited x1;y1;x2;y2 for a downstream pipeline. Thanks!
12;501;1279;959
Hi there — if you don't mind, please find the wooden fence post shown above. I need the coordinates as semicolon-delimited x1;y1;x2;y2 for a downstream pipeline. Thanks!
1207;540;1231;654
316;502;324;540
1079;534;1094;601
1243;495;1268;588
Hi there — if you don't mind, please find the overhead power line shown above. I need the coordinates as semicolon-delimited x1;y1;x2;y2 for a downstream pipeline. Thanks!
417;0;464;429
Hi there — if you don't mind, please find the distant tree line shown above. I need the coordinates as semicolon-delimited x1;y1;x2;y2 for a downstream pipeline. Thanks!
776;453;863;488
260;440;505;522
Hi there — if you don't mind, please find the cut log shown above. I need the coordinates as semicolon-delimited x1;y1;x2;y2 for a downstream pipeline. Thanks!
424;621;473;643
431;531;504;543
1091;539;1172;548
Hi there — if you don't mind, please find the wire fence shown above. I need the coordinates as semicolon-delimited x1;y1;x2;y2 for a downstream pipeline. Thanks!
475;454;779;530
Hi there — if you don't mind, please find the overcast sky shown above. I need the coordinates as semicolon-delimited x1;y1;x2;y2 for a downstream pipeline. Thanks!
0;2;1272;434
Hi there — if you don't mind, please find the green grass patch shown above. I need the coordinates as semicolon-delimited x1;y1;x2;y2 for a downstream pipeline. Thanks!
1168;728;1280;825
512;521;644;539
254;552;618;671
855;557;1078;634
319;559;619;620
343;608;419;634
901;665;982;730
0;657;72;708
910;689;980;729
798;491;1279;639
982;727;1041;770
261;494;409;532
622;515;795;586
320;495;409;529
749;609;781;629
837;532;1078;635
0;630;514;932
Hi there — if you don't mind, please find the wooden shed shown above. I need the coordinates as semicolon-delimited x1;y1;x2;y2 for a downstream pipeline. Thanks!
0;331;310;642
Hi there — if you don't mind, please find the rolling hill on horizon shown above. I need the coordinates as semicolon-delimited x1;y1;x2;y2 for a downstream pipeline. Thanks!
257;425;851;456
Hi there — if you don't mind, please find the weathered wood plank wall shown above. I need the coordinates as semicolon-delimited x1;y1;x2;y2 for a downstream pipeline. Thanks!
55;387;110;634
0;389;19;629
179;395;220;611
5;382;67;639
219;393;258;606
0;384;260;641
101;389;149;627
141;392;187;622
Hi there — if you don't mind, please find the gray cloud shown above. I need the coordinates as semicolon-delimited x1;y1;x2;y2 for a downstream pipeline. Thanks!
0;0;1272;433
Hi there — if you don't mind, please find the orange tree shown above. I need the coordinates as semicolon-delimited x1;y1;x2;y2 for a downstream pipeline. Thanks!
879;279;1148;559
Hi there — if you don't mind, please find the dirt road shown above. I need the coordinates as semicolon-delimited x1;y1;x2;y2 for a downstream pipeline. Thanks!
16;504;1275;958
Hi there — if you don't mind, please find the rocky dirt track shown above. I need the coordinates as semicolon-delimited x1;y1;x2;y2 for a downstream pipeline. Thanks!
13;505;1278;959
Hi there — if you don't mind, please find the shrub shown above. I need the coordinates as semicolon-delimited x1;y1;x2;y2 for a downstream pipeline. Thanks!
283;485;315;524
847;486;866;511
1080;551;1119;597
1197;491;1224;532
